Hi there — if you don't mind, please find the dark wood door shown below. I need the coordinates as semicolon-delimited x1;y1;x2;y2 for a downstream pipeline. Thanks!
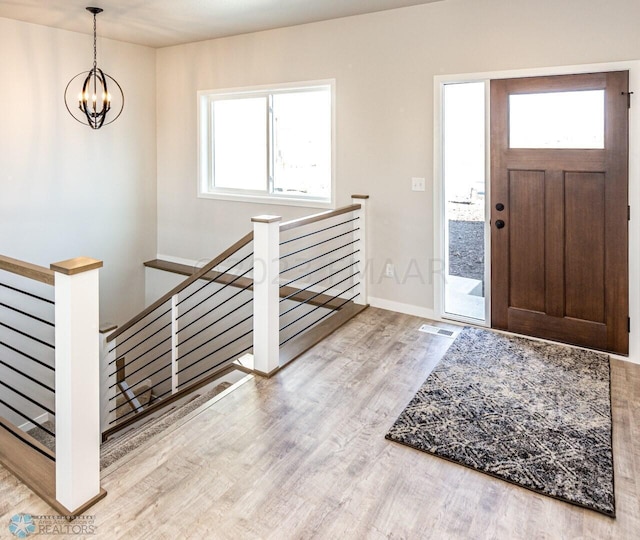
490;71;629;354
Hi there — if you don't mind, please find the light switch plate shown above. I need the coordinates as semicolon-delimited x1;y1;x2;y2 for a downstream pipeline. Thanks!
412;177;426;191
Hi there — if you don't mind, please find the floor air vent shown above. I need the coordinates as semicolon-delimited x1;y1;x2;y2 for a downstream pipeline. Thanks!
418;324;458;338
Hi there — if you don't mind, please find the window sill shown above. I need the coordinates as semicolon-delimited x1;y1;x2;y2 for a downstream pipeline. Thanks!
197;190;334;209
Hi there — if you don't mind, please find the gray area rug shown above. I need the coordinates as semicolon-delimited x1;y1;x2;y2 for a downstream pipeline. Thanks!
386;327;615;516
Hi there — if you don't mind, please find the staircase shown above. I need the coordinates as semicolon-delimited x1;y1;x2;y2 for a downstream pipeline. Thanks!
0;196;369;515
101;196;369;442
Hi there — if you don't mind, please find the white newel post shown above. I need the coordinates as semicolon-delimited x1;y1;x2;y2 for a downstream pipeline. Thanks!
52;257;104;513
352;195;369;306
252;215;281;376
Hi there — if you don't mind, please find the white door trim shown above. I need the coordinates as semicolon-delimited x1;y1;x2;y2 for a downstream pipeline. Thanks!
433;60;640;364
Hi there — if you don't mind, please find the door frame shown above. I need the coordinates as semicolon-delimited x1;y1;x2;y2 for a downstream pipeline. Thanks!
433;60;640;362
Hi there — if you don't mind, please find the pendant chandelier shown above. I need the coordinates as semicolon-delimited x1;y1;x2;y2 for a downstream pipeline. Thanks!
64;7;124;129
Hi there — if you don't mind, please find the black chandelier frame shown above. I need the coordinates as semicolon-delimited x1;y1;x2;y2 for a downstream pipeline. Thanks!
64;7;124;129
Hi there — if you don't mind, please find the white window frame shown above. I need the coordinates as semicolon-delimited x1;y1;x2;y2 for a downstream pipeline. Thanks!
198;79;336;209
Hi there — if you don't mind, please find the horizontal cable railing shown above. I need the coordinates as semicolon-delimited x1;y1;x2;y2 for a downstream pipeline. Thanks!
279;213;361;346
278;205;364;349
0;254;106;516
0;260;56;457
102;232;255;438
249;195;369;375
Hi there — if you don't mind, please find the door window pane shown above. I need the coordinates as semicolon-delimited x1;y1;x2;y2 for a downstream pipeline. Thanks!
213;97;267;191
509;90;604;149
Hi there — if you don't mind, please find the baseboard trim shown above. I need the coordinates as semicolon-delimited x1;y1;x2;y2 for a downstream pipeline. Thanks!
18;412;51;433
368;297;435;320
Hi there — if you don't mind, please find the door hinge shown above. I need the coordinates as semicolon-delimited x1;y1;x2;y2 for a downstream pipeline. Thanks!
623;91;634;108
628;317;631;333
628;205;631;221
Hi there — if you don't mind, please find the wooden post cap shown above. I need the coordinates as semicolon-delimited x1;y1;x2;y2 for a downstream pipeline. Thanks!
351;194;370;199
50;257;103;275
251;215;282;223
99;323;118;334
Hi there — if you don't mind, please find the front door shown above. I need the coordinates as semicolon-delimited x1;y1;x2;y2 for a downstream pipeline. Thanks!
490;71;629;354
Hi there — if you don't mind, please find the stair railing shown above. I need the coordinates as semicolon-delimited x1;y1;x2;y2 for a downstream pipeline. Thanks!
101;232;255;440
0;254;105;517
252;194;369;375
102;195;369;438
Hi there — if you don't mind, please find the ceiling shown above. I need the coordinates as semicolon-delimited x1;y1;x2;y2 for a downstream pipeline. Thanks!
0;0;443;48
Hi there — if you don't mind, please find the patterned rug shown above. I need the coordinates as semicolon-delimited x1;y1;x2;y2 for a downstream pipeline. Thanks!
386;327;615;516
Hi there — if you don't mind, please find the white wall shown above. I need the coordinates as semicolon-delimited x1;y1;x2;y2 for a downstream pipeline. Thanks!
0;17;157;324
155;0;640;319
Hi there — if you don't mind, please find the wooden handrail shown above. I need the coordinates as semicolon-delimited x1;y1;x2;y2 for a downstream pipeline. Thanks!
107;231;254;343
144;259;348;310
280;204;361;232
0;254;55;286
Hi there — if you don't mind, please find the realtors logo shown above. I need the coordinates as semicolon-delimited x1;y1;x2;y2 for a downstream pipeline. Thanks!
8;514;36;538
7;513;97;536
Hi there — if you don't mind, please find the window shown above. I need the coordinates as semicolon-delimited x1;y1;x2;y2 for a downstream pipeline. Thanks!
509;90;605;149
442;81;487;322
198;81;334;207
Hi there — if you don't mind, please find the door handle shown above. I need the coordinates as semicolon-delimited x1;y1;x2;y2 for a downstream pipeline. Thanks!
495;219;505;229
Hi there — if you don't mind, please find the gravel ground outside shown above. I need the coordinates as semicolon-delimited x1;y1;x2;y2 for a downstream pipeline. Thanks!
448;201;485;281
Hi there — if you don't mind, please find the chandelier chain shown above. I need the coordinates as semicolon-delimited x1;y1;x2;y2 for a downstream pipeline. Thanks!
93;12;97;70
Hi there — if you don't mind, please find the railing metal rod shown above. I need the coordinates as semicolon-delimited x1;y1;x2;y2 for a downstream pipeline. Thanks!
108;368;173;411
0;341;54;371
0;379;55;416
280;258;360;303
0;358;54;393
280;293;360;346
280;282;358;333
109;320;171;367
280;270;359;319
178;265;253;321
108;333;171;379
179;294;253;344
107;305;171;354
279;217;359;246
0;398;55;438
109;341;253;423
0;302;54;327
109;367;180;420
177;345;252;390
280;250;358;289
174;329;253;379
109;384;172;421
177;251;253;307
107;349;172;393
280;239;360;275
280;229;358;260
0;421;55;462
0;282;54;305
0;321;54;349
177;317;253;369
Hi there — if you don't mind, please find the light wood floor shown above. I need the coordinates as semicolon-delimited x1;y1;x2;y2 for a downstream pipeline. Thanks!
1;308;639;539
